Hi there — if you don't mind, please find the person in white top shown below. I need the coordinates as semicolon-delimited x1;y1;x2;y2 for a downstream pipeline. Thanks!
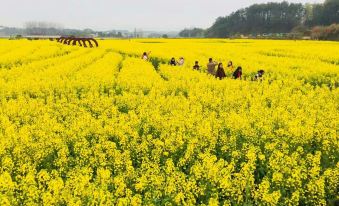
141;51;151;61
178;57;185;66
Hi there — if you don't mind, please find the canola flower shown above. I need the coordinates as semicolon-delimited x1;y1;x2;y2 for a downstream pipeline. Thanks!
0;39;338;205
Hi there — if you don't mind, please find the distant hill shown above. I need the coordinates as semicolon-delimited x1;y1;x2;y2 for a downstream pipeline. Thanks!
179;0;339;39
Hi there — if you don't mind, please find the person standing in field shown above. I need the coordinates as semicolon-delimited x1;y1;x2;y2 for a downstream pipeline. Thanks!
233;66;243;79
207;58;218;75
170;57;177;66
227;61;234;71
254;70;265;81
193;61;200;70
215;63;226;80
178;57;185;66
142;51;151;61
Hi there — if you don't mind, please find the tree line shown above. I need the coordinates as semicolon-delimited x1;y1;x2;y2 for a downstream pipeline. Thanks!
0;22;126;38
179;0;339;39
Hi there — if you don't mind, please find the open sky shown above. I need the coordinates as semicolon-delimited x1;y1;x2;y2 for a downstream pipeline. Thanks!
1;0;323;31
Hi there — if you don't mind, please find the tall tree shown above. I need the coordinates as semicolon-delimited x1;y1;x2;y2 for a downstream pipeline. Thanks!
206;2;305;37
323;0;339;25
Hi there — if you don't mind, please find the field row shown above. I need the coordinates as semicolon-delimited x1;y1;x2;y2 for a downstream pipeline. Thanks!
0;39;338;205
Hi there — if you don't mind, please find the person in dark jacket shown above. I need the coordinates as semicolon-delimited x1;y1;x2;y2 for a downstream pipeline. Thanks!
193;61;200;70
254;70;265;81
215;63;226;80
233;66;243;79
169;57;177;66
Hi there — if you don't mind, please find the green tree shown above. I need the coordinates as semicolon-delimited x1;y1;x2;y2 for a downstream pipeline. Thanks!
179;28;205;38
206;2;305;37
323;0;339;25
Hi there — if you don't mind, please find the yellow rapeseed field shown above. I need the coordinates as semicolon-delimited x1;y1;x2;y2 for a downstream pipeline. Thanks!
0;39;338;205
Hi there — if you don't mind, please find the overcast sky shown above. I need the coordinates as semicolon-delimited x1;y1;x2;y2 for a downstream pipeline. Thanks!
1;0;323;31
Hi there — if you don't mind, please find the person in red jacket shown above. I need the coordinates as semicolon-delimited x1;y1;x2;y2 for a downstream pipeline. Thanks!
233;66;243;79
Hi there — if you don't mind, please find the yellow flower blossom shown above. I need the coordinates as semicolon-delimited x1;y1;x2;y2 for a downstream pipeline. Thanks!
0;39;337;205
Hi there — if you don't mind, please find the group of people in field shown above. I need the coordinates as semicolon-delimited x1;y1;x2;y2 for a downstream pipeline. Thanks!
141;52;265;81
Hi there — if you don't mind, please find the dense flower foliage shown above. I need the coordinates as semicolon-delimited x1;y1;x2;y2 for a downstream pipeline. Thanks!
0;39;338;205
